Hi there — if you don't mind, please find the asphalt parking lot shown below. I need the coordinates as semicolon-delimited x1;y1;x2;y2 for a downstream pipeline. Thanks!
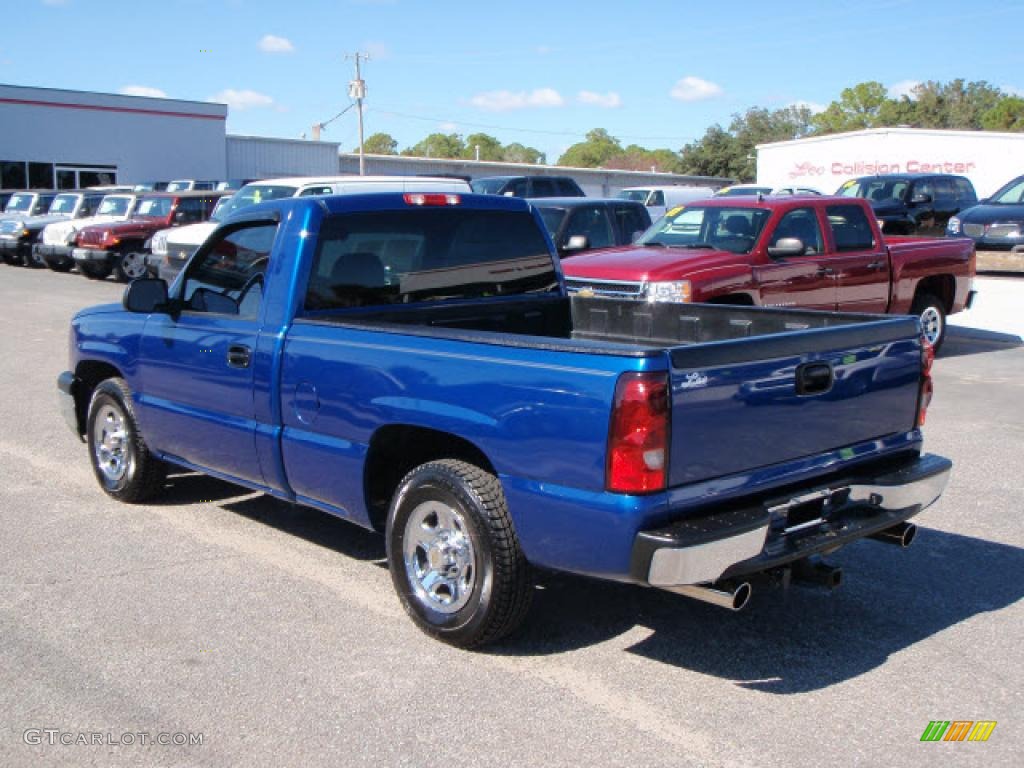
0;268;1020;768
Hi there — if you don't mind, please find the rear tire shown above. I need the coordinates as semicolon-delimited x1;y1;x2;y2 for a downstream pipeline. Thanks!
86;378;167;503
911;292;946;351
386;459;533;648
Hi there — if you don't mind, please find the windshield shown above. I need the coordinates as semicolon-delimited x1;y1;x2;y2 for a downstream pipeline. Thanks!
97;196;133;216
49;194;80;214
166;181;192;192
990;177;1024;204
618;190;650;202
210;195;233;222
215;184;299;218
305;209;558;310
6;194;34;212
837;178;909;204
717;186;772;197
470;178;509;195
135;196;173;218
537;207;567;236
638;205;771;254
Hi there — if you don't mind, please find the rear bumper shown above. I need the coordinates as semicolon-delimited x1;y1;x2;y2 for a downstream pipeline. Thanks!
633;453;952;587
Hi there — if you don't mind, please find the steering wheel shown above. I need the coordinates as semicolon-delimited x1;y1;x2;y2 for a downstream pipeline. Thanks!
235;272;264;304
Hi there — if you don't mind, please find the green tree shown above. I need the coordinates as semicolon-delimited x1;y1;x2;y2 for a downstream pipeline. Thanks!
604;145;681;173
678;125;745;179
502;142;546;165
462;133;505;161
361;132;398;155
401;133;465;159
982;97;1024;131
909;79;1004;129
812;81;890;133
557;128;622;167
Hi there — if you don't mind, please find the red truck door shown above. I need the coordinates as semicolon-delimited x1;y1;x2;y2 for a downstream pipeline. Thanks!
822;203;891;314
753;206;836;310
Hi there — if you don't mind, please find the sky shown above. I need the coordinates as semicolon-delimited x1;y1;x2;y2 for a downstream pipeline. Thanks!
6;0;1024;163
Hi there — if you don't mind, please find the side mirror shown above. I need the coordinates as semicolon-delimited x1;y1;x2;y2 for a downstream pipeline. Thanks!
910;192;932;204
563;235;589;252
766;237;805;258
123;278;169;313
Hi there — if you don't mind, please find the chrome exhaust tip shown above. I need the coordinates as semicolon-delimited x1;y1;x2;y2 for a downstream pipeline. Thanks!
666;581;752;611
869;521;917;548
792;557;843;590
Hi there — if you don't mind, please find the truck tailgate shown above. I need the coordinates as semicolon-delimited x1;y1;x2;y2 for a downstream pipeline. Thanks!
665;318;922;486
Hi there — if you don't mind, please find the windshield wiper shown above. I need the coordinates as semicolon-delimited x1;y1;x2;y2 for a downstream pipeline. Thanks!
679;242;714;249
640;241;666;247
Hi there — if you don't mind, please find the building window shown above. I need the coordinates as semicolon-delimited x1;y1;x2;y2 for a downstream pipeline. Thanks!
56;169;77;190
78;170;117;187
1;161;27;189
29;162;54;189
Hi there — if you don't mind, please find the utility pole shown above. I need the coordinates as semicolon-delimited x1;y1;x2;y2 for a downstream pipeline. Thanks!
346;52;369;175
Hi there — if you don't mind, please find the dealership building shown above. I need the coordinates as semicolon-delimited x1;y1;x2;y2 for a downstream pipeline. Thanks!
756;127;1024;198
1;83;728;196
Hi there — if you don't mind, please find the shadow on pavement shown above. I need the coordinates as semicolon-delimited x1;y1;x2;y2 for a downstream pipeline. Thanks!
500;527;1024;693
940;325;1022;358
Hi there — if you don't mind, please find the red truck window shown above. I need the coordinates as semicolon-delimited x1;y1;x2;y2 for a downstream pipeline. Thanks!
769;208;823;255
825;204;875;252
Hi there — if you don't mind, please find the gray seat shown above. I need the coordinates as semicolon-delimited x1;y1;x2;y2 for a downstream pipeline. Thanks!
723;215;753;237
332;251;386;287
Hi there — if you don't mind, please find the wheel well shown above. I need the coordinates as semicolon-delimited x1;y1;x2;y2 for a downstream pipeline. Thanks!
707;293;754;306
364;425;496;531
913;274;955;313
73;361;123;434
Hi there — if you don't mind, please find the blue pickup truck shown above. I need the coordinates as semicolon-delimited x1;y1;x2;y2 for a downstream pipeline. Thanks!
58;192;951;647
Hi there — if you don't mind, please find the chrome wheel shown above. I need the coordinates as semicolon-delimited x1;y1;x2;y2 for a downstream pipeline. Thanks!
920;305;943;346
403;500;477;614
120;251;147;280
92;404;129;483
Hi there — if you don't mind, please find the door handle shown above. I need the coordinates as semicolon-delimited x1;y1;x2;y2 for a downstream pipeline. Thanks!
816;266;835;277
227;344;251;368
866;260;886;271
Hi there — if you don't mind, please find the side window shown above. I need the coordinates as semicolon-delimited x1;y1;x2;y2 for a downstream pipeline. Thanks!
612;205;650;243
530;178;557;197
508;179;528;197
298;186;333;197
825;205;875;252
769;208;823;256
914;180;934;202
556;179;582;196
564;206;614;248
649;190;665;206
933;178;955;205
180;222;278;318
82;195;103;217
175;198;205;224
954;178;977;204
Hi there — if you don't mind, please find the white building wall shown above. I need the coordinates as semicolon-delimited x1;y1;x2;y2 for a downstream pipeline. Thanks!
757;128;1024;198
0;84;227;185
226;135;341;179
338;153;730;197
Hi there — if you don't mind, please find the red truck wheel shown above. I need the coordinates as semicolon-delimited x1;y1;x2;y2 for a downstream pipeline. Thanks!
912;293;946;351
386;459;533;648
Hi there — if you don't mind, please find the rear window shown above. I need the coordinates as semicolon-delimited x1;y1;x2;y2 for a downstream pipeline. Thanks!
305;209;558;310
470;178;509;195
825;204;875;251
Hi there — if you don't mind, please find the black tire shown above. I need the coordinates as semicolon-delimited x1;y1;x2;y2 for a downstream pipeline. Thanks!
79;262;112;280
45;258;74;273
386;459;532;648
911;292;946;352
86;378;167;503
0;251;15;266
114;248;147;283
21;246;43;269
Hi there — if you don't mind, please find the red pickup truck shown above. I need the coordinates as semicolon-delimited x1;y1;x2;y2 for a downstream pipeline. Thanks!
561;195;976;349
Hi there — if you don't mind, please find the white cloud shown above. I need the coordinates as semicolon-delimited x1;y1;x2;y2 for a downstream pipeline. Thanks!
670;76;722;102
788;99;826;114
577;90;622;108
888;79;921;99
119;85;167;99
209;89;275;110
361;41;390;61
258;34;294;54
438;121;459;132
469;88;564;111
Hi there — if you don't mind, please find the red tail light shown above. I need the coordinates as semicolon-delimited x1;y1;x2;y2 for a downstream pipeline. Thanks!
403;193;461;206
607;371;670;493
917;336;935;427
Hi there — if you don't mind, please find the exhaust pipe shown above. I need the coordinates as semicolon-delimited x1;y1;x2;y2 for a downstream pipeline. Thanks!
666;581;752;611
792;557;843;590
869;521;917;548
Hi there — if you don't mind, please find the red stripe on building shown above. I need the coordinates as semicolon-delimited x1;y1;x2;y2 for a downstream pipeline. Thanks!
0;97;225;121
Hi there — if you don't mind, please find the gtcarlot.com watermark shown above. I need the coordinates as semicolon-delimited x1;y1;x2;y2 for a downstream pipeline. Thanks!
24;729;204;747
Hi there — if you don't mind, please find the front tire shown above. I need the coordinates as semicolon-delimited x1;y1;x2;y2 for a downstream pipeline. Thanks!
386;459;532;648
86;378;167;502
115;249;148;282
79;262;112;280
911;292;946;351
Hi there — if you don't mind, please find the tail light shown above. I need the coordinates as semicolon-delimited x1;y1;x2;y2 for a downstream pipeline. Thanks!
917;336;935;427
404;193;461;206
607;371;670;493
